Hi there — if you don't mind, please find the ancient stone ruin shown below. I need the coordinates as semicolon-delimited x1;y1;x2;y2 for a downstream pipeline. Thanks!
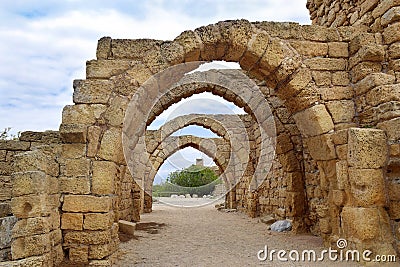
1;0;400;265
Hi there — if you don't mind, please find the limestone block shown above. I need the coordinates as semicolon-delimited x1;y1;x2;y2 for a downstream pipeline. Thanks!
348;168;386;207
304;134;336;160
0;203;12;218
87;126;102;158
173;30;201;62
276;133;293;154
388;43;400;59
12;217;51;238
0;176;11;201
73;79;113;104
61;144;86;159
300;25;340;42
383;22;400;44
0;141;30;151
11;233;50;260
332;71;350;86
63;195;112;213
278;85;320;113
0;216;17;250
389;144;400;157
0;150;5;161
354;73;395;96
290;40;328;57
331;129;348;145
319;217;331;234
278;67;312;99
97;128;125;164
59;177;90;195
389;59;400;71
360;0;380;17
92;161;117;195
326;100;355;123
86;59;132;79
388;181;400;201
382;6;400;26
389;201;400;219
88;242;117;260
372;0;400;18
195;24;225;61
103;95;129;127
62;104;106;125
118;220;136;235
59;124;87;144
377;117;400;141
351;62;382;83
319;86;353;101
111;39;161;60
349;45;385;69
60;158;90;178
96;37;112;60
317;160;337;191
336;161;349;190
293;104;334;137
348;128;387;168
63;230;112;245
277;151;300;172
163;35;187;63
335;144;348;160
69;245;89;264
11;194;53;218
312;71;331;86
366;84;400;106
285;172;303;192
285;192;304;216
304;58;347;71
12;171;59;197
332;189;346;206
341;207;383;241
50;243;64;266
349;33;375;55
328;42;349;58
84;212;113;230
61;213;83;230
14;150;59;177
239;32;269;71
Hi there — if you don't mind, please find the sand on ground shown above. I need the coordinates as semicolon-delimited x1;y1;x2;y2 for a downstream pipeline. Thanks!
115;199;388;267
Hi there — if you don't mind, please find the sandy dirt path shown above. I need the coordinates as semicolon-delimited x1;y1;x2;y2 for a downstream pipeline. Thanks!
116;201;370;267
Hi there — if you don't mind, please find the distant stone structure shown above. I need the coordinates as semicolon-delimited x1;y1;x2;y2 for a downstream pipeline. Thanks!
1;1;400;265
195;158;204;166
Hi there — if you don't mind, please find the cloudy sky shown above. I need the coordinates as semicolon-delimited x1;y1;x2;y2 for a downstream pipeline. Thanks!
0;1;310;181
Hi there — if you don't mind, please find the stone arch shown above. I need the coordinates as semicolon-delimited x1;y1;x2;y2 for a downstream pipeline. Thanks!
57;19;349;265
141;135;232;211
145;114;254;155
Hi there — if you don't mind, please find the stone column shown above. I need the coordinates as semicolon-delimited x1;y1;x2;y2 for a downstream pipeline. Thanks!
339;128;396;256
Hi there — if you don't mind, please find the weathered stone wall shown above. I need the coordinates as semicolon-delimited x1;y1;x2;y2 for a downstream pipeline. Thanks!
3;132;63;266
0;131;60;262
307;0;400;31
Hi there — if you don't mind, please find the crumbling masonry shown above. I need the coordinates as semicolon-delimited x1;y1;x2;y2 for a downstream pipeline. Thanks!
1;0;400;265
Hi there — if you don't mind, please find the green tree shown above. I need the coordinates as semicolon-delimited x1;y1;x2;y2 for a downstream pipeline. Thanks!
167;164;218;188
152;165;220;197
